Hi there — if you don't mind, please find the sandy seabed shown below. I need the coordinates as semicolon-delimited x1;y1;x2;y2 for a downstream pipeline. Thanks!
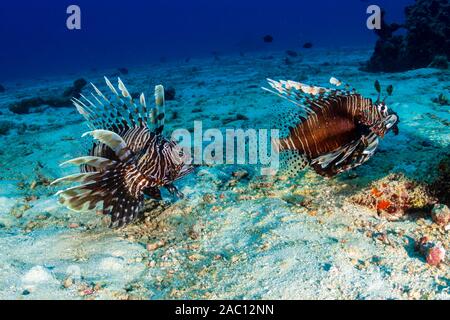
0;47;449;299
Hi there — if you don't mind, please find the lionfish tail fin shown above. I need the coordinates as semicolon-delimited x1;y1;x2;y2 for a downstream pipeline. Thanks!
54;162;152;228
278;150;309;177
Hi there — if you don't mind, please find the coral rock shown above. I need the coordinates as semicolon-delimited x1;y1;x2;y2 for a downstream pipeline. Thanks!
164;87;176;101
118;67;129;75
431;204;450;226
426;245;446;266
232;170;249;180
350;173;434;220
0;120;14;136
415;236;446;266
364;0;450;72
62;78;87;98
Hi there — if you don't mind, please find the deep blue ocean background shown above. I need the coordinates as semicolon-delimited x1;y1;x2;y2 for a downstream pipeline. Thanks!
0;0;414;81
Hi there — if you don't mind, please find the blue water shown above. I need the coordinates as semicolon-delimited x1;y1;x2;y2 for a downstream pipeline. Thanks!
0;0;414;81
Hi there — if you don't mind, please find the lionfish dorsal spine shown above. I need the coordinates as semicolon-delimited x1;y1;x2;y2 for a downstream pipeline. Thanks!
154;84;165;134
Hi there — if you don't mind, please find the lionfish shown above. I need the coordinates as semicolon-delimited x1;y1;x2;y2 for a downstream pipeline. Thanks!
51;77;193;227
263;77;399;177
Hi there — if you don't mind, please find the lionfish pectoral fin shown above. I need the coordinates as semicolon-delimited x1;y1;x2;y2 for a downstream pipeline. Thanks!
50;172;97;186
56;163;151;228
278;150;309;177
143;187;162;200
60;156;117;169
311;139;361;169
82;130;133;161
311;134;379;176
165;183;184;199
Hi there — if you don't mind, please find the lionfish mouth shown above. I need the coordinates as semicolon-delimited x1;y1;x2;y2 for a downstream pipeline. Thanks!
385;114;398;129
373;114;398;138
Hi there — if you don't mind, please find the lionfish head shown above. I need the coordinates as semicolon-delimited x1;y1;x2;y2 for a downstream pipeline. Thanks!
369;81;399;138
370;102;399;138
167;141;194;180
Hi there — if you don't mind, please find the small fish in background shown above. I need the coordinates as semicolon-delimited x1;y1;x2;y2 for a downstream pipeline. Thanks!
263;34;274;43
263;77;398;177
285;50;298;57
117;67;129;75
51;78;193;227
303;42;313;49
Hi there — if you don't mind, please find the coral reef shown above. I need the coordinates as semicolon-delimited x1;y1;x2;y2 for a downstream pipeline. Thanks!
9;97;46;114
431;154;450;206
285;50;298;57
0;120;14;135
117;67;129;75
62;78;87;98
283;57;293;65
432;93;449;106
350;173;435;220
429;55;449;69
9;78;87;114
164;87;176;101
364;0;450;72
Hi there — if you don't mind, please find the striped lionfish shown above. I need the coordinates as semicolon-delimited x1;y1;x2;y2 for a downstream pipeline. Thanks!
263;77;399;177
51;78;193;227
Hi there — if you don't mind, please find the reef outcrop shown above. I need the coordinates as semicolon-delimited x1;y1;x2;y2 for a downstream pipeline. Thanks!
364;0;449;72
9;78;87;114
350;173;435;221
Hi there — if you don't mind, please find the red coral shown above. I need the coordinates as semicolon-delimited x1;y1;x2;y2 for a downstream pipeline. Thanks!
377;199;392;211
371;187;383;198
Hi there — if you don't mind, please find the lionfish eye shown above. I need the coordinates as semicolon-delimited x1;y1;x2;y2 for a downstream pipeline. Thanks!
378;104;387;114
